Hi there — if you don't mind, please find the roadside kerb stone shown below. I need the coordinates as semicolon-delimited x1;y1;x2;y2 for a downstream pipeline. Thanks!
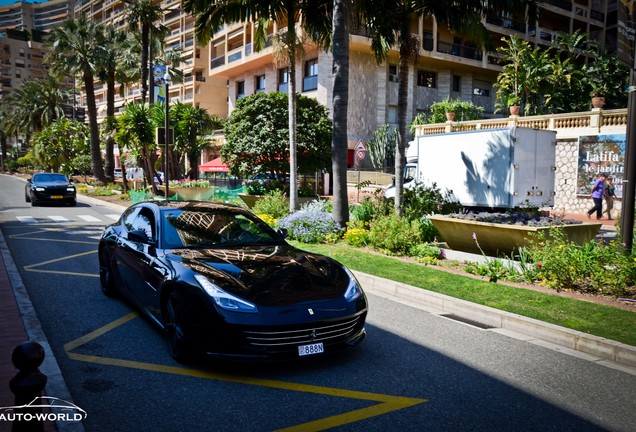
353;270;636;369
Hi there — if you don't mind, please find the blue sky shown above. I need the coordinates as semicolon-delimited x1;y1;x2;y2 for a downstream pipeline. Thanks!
0;0;48;6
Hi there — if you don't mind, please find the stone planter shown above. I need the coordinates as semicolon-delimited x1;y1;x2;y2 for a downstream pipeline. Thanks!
429;215;602;257
239;193;320;209
158;186;214;201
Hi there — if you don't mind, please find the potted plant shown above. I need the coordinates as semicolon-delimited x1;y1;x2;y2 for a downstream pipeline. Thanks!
506;94;521;116
590;86;606;109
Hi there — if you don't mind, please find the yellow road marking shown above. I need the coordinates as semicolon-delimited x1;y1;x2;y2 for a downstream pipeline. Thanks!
65;314;427;430
24;250;98;277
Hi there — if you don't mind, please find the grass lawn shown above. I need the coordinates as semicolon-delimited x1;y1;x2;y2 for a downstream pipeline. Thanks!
290;241;636;347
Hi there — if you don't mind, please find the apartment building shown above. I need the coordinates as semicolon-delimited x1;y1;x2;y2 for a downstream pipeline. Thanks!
205;1;615;165
75;0;228;121
0;0;73;149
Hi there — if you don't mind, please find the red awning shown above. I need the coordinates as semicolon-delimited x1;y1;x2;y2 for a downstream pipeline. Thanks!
199;157;229;173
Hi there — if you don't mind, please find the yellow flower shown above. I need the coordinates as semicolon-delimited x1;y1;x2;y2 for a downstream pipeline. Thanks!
559;245;564;249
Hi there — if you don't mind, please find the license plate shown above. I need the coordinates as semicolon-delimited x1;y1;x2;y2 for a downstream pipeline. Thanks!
298;342;324;356
51;195;63;199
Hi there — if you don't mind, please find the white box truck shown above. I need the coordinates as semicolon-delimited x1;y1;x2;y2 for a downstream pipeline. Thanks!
384;127;557;208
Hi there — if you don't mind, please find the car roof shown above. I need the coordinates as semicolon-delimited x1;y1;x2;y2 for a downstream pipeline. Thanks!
139;200;248;214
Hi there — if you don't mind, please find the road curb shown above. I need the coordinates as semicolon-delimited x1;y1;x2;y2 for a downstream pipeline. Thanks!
353;271;636;369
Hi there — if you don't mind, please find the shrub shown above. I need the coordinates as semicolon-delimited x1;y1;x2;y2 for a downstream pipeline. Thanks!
367;214;422;255
276;201;341;243
525;229;636;296
411;243;445;263
251;190;289;219
257;214;277;227
344;221;369;247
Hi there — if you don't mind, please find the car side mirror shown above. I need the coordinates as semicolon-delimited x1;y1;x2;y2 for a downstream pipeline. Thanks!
128;229;150;244
277;228;288;239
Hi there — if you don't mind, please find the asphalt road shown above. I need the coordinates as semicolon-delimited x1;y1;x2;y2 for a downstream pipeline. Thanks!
1;173;636;432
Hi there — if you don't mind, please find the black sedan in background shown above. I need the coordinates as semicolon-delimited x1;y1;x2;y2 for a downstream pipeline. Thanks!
98;201;367;362
25;172;77;206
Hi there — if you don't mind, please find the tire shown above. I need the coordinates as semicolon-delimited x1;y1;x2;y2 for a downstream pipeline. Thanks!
25;192;31;203
30;199;37;207
68;199;77;207
98;248;117;297
164;291;194;363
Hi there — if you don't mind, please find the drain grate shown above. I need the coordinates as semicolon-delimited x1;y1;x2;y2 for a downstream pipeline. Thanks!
439;314;496;330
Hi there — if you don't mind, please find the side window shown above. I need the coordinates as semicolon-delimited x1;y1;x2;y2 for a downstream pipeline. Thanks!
122;207;141;231
130;208;156;242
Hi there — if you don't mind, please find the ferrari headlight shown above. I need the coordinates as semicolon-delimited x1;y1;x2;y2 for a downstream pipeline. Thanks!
343;267;363;302
35;187;45;192
67;185;75;191
194;274;257;313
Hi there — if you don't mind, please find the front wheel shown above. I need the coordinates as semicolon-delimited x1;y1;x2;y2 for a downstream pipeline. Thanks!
164;291;194;363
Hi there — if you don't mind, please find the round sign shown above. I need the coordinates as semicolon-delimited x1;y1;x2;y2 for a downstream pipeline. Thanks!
356;150;366;160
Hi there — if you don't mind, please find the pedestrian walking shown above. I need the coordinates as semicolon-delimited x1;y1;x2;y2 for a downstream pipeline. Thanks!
587;173;606;219
603;176;616;220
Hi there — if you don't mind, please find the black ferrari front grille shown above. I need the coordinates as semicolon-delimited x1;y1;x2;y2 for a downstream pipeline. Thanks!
243;316;361;347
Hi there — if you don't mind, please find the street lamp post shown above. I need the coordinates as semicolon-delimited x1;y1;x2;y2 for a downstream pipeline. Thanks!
164;67;171;200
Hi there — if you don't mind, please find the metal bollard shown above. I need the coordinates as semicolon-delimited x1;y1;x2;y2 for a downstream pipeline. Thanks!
9;341;47;432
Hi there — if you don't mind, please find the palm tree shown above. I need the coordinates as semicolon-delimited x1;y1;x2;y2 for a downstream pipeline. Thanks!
183;0;332;212
46;16;108;183
173;103;220;180
98;25;127;182
361;0;537;214
0;75;74;145
116;102;158;193
124;0;166;104
330;0;350;227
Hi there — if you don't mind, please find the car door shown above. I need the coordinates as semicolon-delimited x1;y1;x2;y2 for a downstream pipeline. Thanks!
114;206;165;318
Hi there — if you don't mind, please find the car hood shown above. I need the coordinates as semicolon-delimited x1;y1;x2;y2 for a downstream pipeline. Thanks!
169;244;349;306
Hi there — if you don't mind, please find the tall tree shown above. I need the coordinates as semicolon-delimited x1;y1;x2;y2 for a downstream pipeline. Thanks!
362;0;537;214
125;0;166;104
184;0;332;212
331;0;349;227
98;25;127;182
46;16;108;183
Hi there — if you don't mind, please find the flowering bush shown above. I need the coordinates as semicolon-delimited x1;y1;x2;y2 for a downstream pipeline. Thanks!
446;211;581;226
344;221;369;247
169;179;211;188
526;229;636;296
257;214;277;227
276;201;341;243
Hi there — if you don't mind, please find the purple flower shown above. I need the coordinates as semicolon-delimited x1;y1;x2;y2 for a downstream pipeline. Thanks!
472;232;477;241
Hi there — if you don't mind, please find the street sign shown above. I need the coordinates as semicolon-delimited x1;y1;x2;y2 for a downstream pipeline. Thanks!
156;127;174;145
356;150;366;160
355;139;366;151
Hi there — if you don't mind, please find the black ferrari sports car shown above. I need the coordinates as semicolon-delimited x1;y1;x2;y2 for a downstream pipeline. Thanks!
25;172;77;206
98;201;367;362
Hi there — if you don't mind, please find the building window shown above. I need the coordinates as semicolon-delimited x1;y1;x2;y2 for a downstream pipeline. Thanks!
388;65;398;83
255;74;265;92
18;48;25;57
303;59;318;91
236;80;245;99
387;105;397;124
15;69;21;78
452;75;461;92
416;70;436;88
278;67;289;93
15;59;25;68
473;80;491;97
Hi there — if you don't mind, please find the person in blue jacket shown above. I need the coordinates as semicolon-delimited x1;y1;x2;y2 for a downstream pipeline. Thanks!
587;172;606;219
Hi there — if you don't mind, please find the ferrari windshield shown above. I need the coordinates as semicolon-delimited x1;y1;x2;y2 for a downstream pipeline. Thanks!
162;209;282;248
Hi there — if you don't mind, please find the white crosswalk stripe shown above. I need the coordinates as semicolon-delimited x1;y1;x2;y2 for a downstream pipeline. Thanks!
48;216;69;222
77;215;102;222
105;214;121;220
16;216;38;224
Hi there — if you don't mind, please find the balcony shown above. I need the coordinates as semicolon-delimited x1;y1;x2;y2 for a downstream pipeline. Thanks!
302;75;317;92
436;41;483;62
486;16;525;33
413;108;627;141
